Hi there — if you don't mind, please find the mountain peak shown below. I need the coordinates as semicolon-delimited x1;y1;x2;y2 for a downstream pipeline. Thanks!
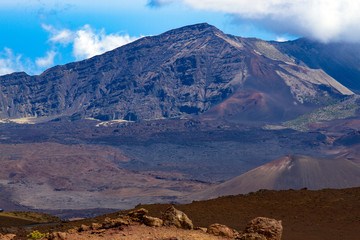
161;22;222;37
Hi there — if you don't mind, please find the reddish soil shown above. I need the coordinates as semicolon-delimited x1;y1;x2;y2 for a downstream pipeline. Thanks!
138;188;360;240
2;187;360;239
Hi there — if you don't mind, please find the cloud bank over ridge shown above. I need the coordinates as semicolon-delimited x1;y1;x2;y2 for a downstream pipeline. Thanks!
42;24;137;60
0;24;137;76
150;0;360;43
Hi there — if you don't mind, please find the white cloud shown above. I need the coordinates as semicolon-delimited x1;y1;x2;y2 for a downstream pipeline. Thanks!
0;23;137;76
72;25;136;60
42;24;137;60
0;48;24;76
42;24;73;44
149;0;360;42
35;50;56;68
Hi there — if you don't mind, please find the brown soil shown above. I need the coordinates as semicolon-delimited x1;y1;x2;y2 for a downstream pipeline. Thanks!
50;224;227;240
2;187;360;240
138;187;360;240
0;216;36;227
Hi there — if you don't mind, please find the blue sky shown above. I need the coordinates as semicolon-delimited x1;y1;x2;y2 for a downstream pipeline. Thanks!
0;0;358;76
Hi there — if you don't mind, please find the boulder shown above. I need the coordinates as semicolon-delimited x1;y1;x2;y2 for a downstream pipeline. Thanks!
142;215;163;227
91;222;102;230
244;217;282;240
194;227;207;233
127;208;149;221
48;232;67;240
161;206;193;230
207;223;234;238
67;227;79;234
102;216;130;229
0;234;16;240
79;224;91;232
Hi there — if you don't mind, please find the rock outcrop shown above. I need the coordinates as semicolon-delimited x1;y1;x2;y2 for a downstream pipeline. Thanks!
102;216;130;229
161;206;194;230
127;208;148;222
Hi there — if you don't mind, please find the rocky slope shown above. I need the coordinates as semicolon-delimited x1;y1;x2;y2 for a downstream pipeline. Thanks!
0;23;354;123
272;38;360;91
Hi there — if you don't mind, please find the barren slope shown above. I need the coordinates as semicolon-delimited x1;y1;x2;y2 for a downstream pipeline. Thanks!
0;142;209;212
193;155;360;200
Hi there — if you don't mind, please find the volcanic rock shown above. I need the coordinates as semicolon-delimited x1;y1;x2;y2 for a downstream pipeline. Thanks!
244;217;282;240
102;216;130;229
127;208;149;221
0;233;16;240
206;223;234;238
91;223;102;230
161;206;193;230
48;232;67;240
142;215;163;227
79;224;90;232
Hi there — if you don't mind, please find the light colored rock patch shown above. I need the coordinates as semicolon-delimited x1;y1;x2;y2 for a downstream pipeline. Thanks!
276;70;318;103
254;40;295;63
277;64;354;102
215;34;244;50
227;69;249;87
95;119;134;127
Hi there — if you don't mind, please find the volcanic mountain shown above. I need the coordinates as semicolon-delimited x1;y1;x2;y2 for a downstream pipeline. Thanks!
1;23;360;217
192;155;360;200
0;23;354;123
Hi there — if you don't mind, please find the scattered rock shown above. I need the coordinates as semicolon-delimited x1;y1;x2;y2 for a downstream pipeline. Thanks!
91;229;106;234
67;227;79;234
48;232;67;240
143;215;163;227
127;208;149;221
102;216;130;229
207;223;234;238
79;224;91;232
161;206;193;230
238;233;267;240
194;227;208;233
232;229;241;239
0;234;16;240
91;222;102;230
244;217;283;240
2;227;17;234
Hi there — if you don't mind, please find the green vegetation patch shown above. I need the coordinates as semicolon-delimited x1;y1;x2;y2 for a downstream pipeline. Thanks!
283;96;360;131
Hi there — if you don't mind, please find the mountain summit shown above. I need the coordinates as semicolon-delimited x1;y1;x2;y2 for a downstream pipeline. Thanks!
0;23;355;122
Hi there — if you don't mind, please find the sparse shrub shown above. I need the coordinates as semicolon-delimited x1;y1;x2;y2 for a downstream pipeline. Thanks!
26;230;49;239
